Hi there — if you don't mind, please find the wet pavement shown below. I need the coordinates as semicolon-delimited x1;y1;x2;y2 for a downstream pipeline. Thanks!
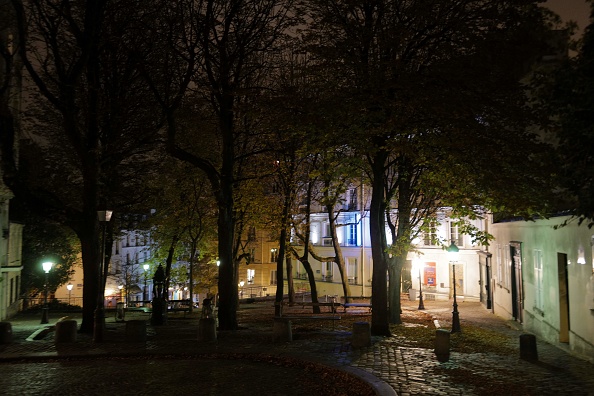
1;300;593;395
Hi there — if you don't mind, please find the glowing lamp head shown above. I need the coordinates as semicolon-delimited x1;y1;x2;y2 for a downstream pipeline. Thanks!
42;261;54;273
446;241;459;263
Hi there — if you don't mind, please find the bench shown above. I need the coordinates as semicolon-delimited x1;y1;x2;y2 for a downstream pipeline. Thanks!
113;302;152;321
342;296;372;313
168;300;192;316
294;301;340;313
342;303;372;312
125;301;153;314
275;300;341;329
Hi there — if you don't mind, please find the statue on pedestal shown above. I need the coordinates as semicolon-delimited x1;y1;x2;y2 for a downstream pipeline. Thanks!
151;264;167;325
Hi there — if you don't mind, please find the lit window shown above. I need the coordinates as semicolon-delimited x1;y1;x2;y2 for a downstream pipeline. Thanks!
423;222;438;246
347;258;358;284
348;188;358;210
450;223;463;247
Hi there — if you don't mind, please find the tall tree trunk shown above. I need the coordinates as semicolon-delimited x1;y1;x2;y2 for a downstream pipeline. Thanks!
188;240;198;313
305;261;320;313
286;256;294;303
216;89;239;330
77;219;101;333
326;204;351;303
388;255;405;324
275;186;291;316
369;152;391;336
217;194;238;330
389;164;414;324
275;226;287;316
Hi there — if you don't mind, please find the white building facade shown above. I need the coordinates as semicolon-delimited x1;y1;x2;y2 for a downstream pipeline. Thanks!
0;189;24;320
0;5;24;321
489;215;594;362
237;183;487;305
107;227;154;306
284;206;485;302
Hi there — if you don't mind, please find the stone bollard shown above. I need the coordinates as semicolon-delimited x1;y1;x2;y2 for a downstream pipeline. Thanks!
0;322;12;344
272;317;292;342
198;318;217;342
116;302;125;322
520;333;538;361
351;321;371;348
55;319;77;343
125;320;147;342
434;329;451;362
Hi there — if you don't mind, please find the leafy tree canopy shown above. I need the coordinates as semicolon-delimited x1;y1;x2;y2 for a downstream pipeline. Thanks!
545;3;594;227
13;200;80;299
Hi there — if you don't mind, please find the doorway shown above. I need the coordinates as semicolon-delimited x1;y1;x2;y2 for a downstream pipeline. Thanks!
557;253;570;343
449;263;464;299
510;242;523;323
478;251;492;310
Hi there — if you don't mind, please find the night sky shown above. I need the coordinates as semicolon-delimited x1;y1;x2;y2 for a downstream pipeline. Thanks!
546;0;591;37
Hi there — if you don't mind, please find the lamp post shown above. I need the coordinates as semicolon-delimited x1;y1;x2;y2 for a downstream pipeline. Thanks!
94;210;113;343
417;263;425;310
41;261;54;324
143;263;150;302
447;241;461;333
67;283;73;305
118;284;123;302
239;280;245;299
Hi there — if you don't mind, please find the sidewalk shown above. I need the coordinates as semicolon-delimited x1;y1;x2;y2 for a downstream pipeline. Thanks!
1;300;593;395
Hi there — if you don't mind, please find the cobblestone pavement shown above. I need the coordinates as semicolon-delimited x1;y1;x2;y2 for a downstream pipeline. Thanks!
1;300;593;395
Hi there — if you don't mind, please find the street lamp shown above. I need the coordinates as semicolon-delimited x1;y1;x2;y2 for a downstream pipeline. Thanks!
239;280;245;298
447;241;461;333
94;209;113;343
417;262;425;310
67;282;73;305
41;261;54;324
143;263;150;302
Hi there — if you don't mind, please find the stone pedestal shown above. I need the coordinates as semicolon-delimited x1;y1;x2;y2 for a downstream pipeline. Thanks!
116;302;125;322
198;318;217;342
434;329;450;362
151;298;167;326
126;320;147;342
55;320;77;343
520;333;538;361
0;322;12;344
351;321;371;348
272;317;292;342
